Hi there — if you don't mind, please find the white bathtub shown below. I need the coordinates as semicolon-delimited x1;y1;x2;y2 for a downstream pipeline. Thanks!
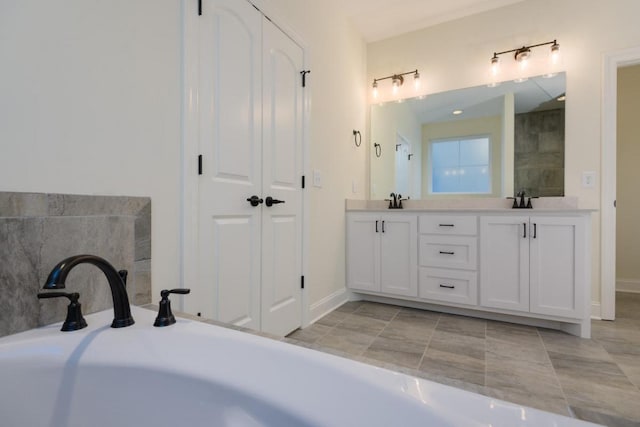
0;307;599;427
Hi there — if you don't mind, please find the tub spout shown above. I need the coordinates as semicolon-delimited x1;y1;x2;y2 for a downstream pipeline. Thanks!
44;254;135;328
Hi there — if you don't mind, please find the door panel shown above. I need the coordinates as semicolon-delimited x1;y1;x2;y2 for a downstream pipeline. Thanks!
191;0;262;327
480;216;529;311
261;17;304;336
347;215;380;292
380;216;417;297
530;217;584;318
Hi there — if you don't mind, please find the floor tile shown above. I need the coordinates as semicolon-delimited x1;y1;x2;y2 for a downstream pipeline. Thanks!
286;323;332;344
315;327;375;357
548;350;637;390
539;328;612;360
484;387;571;417
571;405;640;427
353;301;401;321
435;313;486;339
334;301;364;313
337;313;388;336
362;335;426;369
315;310;348;327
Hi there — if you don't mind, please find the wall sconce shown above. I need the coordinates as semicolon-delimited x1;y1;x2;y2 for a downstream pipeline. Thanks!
490;40;559;80
372;69;420;99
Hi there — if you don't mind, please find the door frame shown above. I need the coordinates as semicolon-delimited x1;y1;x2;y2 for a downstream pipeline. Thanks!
601;46;640;320
180;0;311;327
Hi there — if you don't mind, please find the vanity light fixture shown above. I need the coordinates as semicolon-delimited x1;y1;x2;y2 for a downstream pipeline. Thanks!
490;40;559;77
371;69;420;98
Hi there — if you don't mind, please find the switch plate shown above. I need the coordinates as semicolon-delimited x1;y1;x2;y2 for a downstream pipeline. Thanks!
313;170;322;188
582;171;596;188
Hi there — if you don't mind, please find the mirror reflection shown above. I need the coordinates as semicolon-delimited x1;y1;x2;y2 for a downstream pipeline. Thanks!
370;73;565;200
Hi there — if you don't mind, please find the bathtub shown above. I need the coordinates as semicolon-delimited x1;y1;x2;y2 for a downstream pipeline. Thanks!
0;306;599;427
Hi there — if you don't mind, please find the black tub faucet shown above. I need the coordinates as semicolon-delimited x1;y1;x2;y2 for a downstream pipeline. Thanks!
43;254;135;328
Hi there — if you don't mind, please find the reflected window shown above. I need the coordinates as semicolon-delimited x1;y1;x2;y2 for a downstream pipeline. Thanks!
430;136;490;194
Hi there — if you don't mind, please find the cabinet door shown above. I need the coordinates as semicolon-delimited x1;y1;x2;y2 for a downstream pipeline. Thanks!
530;217;585;318
380;215;418;297
347;214;380;292
480;216;530;312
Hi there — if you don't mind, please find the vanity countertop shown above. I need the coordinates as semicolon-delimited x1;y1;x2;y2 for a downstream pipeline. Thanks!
346;197;596;213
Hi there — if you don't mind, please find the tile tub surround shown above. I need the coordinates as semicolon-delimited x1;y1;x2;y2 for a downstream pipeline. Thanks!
0;192;151;337
285;293;640;427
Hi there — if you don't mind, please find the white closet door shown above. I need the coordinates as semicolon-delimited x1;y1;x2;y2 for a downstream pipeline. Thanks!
260;18;304;336
194;0;262;328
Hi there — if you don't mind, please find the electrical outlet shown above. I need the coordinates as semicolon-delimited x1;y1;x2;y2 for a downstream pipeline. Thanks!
313;170;322;188
582;171;596;188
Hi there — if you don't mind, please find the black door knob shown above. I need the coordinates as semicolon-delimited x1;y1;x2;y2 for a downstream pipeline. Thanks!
265;196;285;207
246;195;263;207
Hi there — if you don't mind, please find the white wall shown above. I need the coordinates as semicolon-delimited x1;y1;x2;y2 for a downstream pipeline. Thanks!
0;0;182;293
367;0;640;309
0;0;367;314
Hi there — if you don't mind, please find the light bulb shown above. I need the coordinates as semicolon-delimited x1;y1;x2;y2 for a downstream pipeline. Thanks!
372;81;378;99
491;55;499;77
413;71;421;89
550;41;560;64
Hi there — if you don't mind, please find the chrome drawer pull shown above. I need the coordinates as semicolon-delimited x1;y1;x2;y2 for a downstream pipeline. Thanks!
439;251;455;255
439;284;455;289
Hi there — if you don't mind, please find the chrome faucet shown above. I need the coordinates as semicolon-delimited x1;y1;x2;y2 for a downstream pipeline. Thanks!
43;254;135;328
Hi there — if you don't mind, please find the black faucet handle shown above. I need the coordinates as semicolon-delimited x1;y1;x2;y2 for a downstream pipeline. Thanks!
38;291;88;332
118;270;128;286
154;288;191;327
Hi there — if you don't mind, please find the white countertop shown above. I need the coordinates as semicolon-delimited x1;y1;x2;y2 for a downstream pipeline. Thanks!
346;197;596;213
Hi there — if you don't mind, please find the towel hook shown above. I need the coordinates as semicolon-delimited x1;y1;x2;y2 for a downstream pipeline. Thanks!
353;130;362;147
374;143;382;158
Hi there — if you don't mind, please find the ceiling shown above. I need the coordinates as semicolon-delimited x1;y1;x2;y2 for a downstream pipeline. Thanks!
335;0;526;42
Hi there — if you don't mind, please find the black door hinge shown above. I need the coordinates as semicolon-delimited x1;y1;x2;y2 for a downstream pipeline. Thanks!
198;0;202;16
301;275;305;289
301;175;305;189
198;155;203;175
300;70;311;88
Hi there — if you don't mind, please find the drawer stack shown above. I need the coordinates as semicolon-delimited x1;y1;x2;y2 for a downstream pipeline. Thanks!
418;215;478;306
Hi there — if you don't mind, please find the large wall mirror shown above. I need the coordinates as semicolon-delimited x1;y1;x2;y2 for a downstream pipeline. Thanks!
370;72;565;200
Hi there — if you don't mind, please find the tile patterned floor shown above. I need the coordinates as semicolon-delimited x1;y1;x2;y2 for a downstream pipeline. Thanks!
285;293;640;427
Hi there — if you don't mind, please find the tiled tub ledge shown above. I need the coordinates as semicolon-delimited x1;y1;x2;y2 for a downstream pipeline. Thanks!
0;191;151;338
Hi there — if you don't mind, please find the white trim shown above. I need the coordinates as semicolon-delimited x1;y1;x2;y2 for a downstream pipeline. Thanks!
601;46;640;320
307;288;350;326
617;279;640;294
591;302;602;320
179;0;200;311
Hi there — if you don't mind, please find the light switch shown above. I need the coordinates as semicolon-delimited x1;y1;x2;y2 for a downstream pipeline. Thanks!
313;170;322;188
582;171;596;188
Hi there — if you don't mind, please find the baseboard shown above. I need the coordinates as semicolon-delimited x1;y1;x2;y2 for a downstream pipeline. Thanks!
617;278;640;294
306;288;350;326
591;302;602;320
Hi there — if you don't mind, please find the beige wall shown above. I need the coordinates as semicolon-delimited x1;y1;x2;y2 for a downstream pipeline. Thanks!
421;116;502;198
616;64;640;284
367;0;640;309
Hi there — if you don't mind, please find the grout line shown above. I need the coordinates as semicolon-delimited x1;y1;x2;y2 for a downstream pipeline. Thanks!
416;313;441;371
537;327;572;417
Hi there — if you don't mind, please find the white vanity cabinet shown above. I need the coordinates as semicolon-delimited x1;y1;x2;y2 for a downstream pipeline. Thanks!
480;215;587;319
345;200;592;338
346;213;417;297
418;215;478;306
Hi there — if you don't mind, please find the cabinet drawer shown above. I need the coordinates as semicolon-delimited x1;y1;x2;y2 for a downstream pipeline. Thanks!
419;235;477;270
419;268;478;306
419;215;477;236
